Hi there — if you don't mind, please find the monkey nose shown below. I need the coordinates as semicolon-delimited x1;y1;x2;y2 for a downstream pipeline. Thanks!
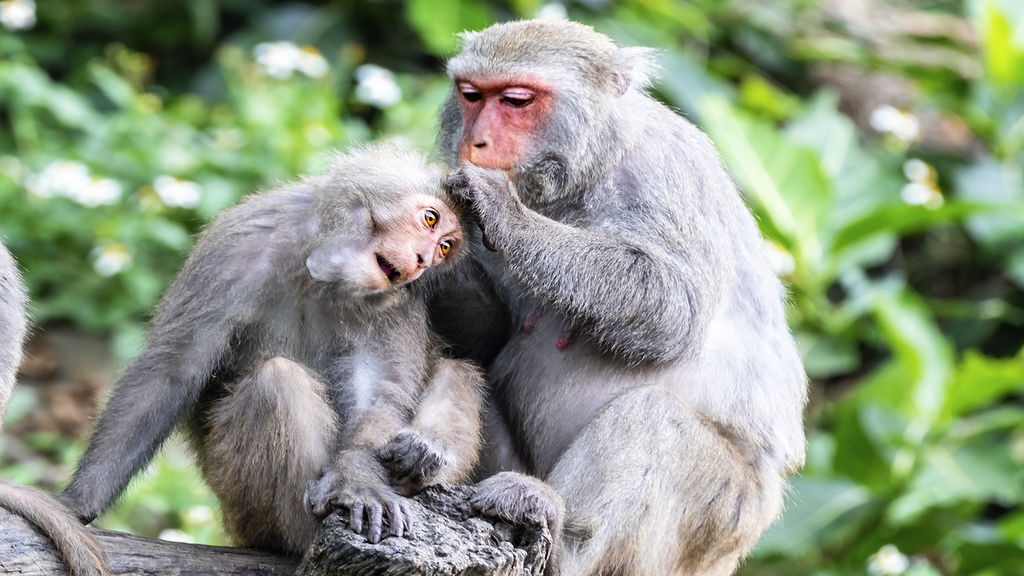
473;141;487;149
416;252;432;269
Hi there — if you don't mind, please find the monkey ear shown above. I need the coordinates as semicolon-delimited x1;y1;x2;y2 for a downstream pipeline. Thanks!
612;47;658;97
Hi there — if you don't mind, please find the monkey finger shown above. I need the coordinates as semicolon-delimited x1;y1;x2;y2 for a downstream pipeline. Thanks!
402;502;415;537
349;501;364;534
387;500;404;538
367;503;384;543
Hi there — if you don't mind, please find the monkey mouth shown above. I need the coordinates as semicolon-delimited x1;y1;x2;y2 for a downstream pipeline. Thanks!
376;254;402;283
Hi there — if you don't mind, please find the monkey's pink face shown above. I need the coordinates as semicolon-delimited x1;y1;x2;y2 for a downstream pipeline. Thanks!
306;193;462;293
455;77;553;169
369;194;462;290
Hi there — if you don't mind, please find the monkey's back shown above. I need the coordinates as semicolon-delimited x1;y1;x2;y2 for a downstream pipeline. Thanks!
0;241;27;416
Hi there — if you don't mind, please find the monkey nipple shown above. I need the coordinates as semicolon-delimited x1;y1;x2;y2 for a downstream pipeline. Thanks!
522;308;543;333
555;322;574;350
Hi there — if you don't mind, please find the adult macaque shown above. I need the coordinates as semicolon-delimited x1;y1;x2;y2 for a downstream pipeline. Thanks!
432;20;808;575
0;241;108;576
60;144;484;555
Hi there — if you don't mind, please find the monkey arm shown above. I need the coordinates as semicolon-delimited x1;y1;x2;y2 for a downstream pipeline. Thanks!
450;166;723;366
61;214;284;523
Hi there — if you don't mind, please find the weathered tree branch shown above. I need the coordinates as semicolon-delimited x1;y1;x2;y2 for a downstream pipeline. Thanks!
0;509;298;575
0;485;550;576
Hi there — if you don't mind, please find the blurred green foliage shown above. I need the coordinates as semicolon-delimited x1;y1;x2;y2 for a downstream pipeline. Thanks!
0;0;1022;574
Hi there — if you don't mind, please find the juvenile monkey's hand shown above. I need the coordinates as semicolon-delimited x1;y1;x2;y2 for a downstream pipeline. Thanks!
472;471;564;534
378;429;450;496
304;450;416;543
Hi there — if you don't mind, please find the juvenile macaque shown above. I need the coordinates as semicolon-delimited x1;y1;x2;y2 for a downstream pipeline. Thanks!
60;144;484;555
432;20;808;575
0;241;108;576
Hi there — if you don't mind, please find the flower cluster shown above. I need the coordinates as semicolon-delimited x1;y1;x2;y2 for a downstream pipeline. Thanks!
869;105;920;143
354;64;401;108
253;42;329;79
153;175;202;209
25;160;122;207
868;544;911;575
92;243;132;277
0;0;35;31
900;158;943;209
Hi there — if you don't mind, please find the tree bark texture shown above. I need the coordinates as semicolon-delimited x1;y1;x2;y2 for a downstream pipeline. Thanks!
298;485;551;576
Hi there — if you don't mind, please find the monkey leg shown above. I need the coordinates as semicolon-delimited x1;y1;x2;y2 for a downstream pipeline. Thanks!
197;356;338;556
548;386;784;576
380;358;485;494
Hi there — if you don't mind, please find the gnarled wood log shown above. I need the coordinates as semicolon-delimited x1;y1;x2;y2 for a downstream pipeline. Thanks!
298;485;551;576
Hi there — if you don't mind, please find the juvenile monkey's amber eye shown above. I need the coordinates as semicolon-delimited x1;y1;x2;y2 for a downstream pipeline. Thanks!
423;209;438;228
439;240;452;256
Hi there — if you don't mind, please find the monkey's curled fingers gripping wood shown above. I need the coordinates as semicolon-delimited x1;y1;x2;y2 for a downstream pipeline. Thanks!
305;451;416;544
471;471;564;536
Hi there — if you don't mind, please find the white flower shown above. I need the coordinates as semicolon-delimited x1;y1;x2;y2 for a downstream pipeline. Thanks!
869;105;920;142
254;41;329;79
92;243;132;277
25;160;121;206
763;240;795;276
67;177;122;207
25;160;90;199
254;41;302;79
899;158;942;208
536;3;568;20
158;529;195;544
868;544;910;576
296;46;329;78
354;64;401;108
0;0;35;31
153;175;201;208
184;505;215;525
902;158;932;182
900;182;943;208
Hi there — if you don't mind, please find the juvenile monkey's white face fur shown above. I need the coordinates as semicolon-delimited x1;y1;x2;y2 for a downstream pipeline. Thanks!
305;192;462;293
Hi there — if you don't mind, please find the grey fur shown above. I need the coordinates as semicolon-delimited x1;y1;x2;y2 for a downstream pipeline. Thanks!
0;241;109;576
0;241;26;416
434;20;807;576
60;143;484;555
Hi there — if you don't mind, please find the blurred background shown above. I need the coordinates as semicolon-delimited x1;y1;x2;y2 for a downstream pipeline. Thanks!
0;0;1021;574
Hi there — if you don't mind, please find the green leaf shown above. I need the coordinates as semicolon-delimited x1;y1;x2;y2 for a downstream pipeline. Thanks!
146;219;192;251
943;349;1024;420
954;156;1024;248
752;477;874;557
699;96;833;264
870;288;954;425
797;330;860;379
981;1;1024;90
890;440;1024;525
406;0;492;56
830;201;1012;257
